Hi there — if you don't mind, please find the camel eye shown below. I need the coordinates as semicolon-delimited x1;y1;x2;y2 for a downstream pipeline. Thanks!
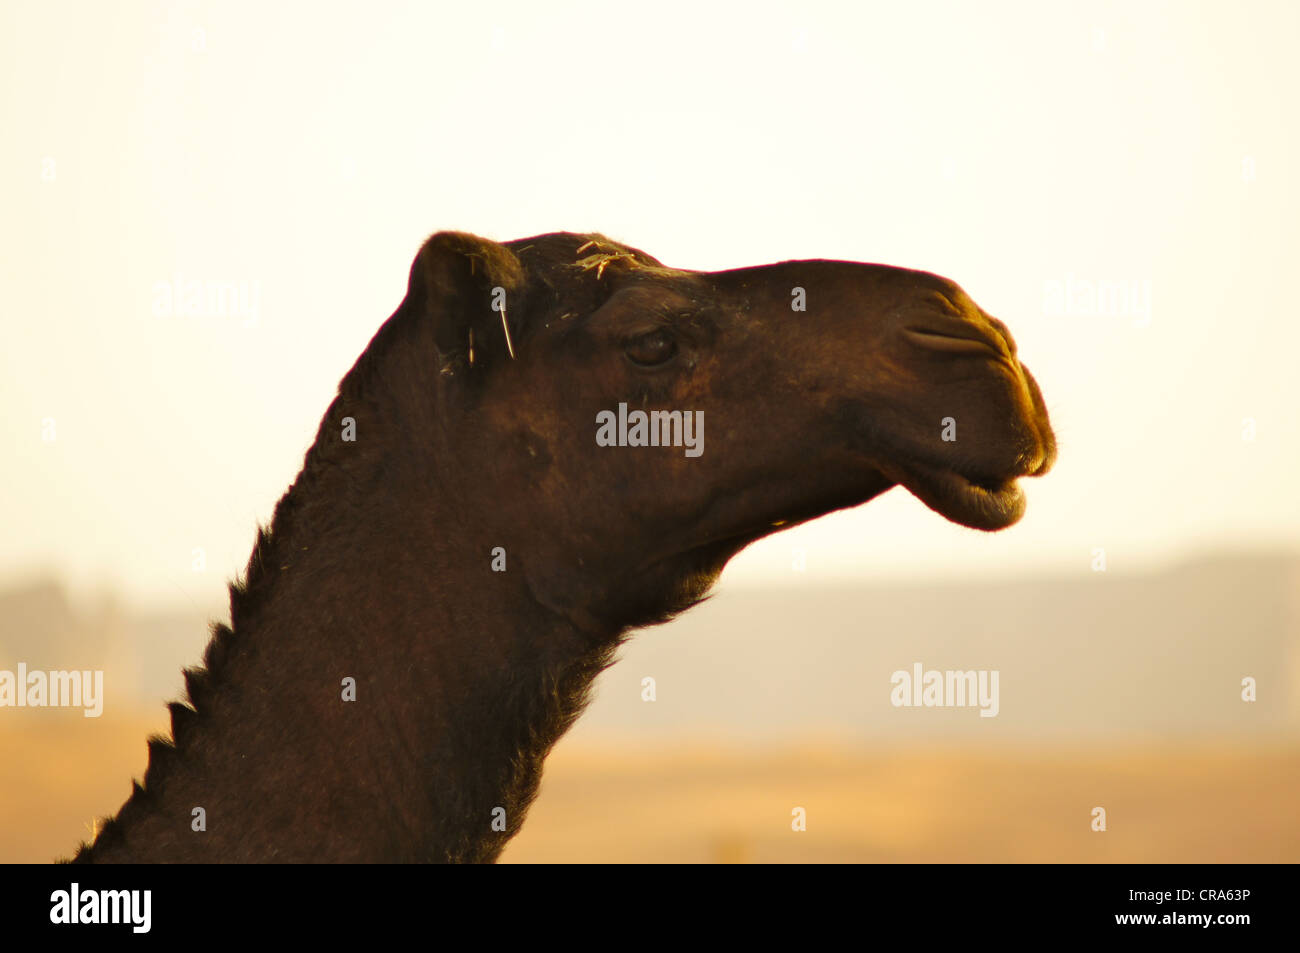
624;328;678;367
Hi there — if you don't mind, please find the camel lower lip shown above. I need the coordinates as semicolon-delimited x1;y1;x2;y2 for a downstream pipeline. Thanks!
892;460;1027;531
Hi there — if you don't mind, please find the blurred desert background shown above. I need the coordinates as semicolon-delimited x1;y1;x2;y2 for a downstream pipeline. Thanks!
3;551;1297;863
3;0;1299;862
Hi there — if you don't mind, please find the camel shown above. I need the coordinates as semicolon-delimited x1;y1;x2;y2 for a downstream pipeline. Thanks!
69;230;1055;862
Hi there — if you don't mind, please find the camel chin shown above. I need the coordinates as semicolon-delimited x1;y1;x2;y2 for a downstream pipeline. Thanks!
893;460;1029;531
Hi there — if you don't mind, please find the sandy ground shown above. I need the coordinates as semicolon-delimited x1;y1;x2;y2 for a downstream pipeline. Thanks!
4;708;1296;863
502;739;1300;863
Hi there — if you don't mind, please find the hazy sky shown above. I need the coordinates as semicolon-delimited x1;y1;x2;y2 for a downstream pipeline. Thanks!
2;0;1297;608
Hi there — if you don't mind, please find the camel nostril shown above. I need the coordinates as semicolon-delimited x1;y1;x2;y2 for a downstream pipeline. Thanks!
901;325;1005;357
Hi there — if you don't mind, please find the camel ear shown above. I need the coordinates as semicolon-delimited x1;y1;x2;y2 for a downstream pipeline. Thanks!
407;231;526;368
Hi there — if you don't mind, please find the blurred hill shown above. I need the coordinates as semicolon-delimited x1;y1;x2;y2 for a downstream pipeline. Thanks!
574;549;1300;742
1;550;1296;739
0;578;216;713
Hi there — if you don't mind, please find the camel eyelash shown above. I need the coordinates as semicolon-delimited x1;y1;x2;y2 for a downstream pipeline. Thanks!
620;326;675;353
647;303;702;327
619;310;677;341
642;306;679;324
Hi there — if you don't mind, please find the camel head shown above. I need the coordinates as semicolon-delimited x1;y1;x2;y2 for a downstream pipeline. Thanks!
389;230;1056;630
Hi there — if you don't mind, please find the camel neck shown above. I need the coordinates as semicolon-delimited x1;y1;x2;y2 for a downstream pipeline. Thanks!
79;449;620;862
